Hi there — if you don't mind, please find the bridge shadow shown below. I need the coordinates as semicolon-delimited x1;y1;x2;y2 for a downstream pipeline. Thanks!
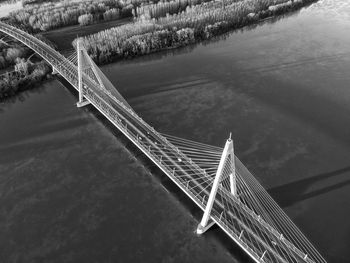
268;166;350;208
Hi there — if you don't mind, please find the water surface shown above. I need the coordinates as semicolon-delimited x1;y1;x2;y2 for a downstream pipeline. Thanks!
1;1;350;262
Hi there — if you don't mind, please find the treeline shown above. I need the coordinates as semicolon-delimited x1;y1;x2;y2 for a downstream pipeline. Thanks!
136;0;230;19
0;0;19;5
8;0;133;32
81;26;196;64
22;0;59;6
77;8;121;26
77;0;315;64
0;59;50;99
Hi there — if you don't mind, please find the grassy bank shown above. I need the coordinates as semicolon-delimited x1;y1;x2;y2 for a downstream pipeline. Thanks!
78;0;317;65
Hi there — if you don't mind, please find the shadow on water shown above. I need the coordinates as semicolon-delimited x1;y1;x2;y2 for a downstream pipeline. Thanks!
268;166;350;208
126;78;213;100
57;76;255;263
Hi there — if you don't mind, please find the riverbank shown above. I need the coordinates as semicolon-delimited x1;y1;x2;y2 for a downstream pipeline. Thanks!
79;0;318;65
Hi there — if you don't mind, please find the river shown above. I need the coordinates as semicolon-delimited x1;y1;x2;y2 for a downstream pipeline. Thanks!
0;0;349;262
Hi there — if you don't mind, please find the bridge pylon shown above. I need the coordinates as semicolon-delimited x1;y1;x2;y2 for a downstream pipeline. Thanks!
197;134;237;235
76;38;91;108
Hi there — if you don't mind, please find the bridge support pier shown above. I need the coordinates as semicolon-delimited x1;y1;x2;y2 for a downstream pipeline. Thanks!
196;134;237;235
77;98;91;108
196;219;215;235
52;67;58;75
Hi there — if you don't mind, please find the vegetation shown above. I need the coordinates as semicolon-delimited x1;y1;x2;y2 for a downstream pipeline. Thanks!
78;13;94;26
8;0;133;32
0;0;20;5
136;0;217;19
0;58;50;100
103;8;121;21
77;0;316;64
0;40;29;70
0;35;55;99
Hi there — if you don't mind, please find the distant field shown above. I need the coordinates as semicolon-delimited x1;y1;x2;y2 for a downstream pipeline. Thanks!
6;0;133;32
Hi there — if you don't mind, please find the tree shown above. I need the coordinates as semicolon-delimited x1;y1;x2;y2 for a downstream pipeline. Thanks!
14;58;30;76
103;8;120;21
5;47;24;62
0;56;7;69
78;13;94;26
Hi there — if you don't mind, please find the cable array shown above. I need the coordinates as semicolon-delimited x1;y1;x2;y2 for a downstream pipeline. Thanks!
163;134;327;263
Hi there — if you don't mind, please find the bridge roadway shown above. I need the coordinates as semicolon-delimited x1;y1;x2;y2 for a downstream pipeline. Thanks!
0;21;315;263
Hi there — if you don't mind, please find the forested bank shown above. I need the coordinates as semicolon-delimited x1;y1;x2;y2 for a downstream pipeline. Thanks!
0;0;318;97
0;59;50;100
0;34;54;100
78;0;318;65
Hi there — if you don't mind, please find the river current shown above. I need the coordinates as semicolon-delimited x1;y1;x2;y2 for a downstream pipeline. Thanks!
0;1;349;262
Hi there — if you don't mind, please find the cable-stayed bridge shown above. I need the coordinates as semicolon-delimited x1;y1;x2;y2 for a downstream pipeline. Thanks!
0;21;327;263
